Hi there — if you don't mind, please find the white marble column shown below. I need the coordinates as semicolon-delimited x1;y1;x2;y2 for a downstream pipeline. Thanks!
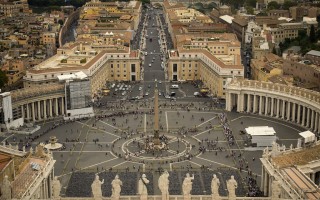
253;95;257;113
49;99;53;117
55;98;59;116
37;101;41;120
259;96;263;115
313;112;319;133
237;94;241;112
32;102;35;121
297;105;301;124
43;100;47;119
311;110;315;130
265;97;269;115
61;97;65;115
247;94;251;113
292;103;296;122
26;103;30;120
270;98;274;117
302;106;306;126
281;100;286;119
276;99;280;118
286;102;291;121
307;108;310;127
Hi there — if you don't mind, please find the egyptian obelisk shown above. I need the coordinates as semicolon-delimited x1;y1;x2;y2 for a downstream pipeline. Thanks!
153;80;160;145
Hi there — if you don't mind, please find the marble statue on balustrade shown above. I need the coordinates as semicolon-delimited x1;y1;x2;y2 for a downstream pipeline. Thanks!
211;174;221;200
52;176;61;199
138;174;149;200
0;175;11;200
226;175;237;200
158;170;170;200
111;174;122;200
271;179;281;200
91;174;104;200
182;173;194;200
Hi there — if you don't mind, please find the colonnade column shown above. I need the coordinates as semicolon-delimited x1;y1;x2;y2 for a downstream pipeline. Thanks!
276;99;280;118
61;97;65;115
247;94;251;113
302;106;306;126
307;108;310;127
311;110;315;130
253;95;257;113
297;105;301;124
49;99;53;117
55;98;59;116
265;97;269;115
38;101;41;120
281;100;285;119
26;104;30;120
259;96;263;115
43;100;47;119
292;103;296;122
270;98;274;117
286;102;291;121
315;112;319;133
31;102;35;121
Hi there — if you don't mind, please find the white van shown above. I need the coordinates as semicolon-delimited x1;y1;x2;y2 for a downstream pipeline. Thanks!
170;84;179;89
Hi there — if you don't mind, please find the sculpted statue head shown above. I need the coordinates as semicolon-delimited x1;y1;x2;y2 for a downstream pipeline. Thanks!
142;174;146;178
95;174;100;180
213;174;217;179
115;174;119;179
231;175;234;180
186;173;190;177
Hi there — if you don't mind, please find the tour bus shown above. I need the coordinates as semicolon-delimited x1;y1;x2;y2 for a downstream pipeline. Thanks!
170;85;179;89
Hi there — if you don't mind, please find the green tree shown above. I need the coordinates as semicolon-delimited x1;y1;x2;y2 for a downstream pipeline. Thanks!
0;70;8;88
272;46;277;55
246;6;254;15
246;0;257;7
58;19;64;25
267;1;280;10
310;25;316;43
282;0;297;10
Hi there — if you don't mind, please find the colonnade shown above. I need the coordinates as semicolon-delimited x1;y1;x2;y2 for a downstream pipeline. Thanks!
19;97;66;122
226;79;320;134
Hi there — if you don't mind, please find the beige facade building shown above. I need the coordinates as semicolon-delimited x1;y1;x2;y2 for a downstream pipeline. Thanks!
78;0;142;37
0;0;30;16
41;32;56;46
24;39;141;99
167;33;244;98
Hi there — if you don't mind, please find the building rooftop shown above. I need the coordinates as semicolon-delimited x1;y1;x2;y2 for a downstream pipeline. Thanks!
306;50;320;57
219;15;234;24
272;142;320;168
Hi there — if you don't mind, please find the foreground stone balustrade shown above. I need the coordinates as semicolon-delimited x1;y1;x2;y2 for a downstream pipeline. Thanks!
225;79;320;134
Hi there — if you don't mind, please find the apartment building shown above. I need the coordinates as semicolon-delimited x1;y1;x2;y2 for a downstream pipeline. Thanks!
167;33;244;98
0;0;30;16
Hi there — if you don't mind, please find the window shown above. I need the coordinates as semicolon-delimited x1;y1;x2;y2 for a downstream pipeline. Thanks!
131;64;136;72
173;64;178;72
111;64;113;68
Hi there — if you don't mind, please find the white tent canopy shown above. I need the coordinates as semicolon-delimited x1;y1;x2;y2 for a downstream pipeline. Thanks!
245;126;276;136
299;131;315;143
